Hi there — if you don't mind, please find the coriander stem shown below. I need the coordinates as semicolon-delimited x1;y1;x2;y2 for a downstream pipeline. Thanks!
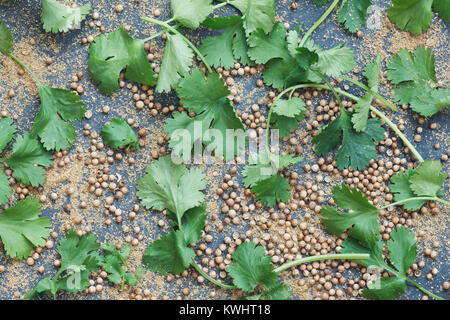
380;197;450;209
142;30;164;42
270;82;424;163
333;86;424;162
405;278;445;300
191;259;236;290
273;253;370;273
367;104;424;163
141;16;213;74
9;53;43;86
341;75;397;111
213;1;229;10
165;17;175;24
313;69;344;109
299;0;341;47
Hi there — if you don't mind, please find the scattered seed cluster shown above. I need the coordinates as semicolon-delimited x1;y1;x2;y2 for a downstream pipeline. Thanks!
0;0;448;300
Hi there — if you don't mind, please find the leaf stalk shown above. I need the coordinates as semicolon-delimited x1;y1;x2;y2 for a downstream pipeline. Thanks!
141;16;213;74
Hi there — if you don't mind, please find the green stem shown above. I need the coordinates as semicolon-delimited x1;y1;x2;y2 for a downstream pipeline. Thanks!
9;53;43;86
265;87;297;148
142;30;164;42
341;75;397;111
368;104;424;163
380;197;450;209
313;69;344;109
141;16;213;74
213;1;229;10
192;260;236;290
299;0;341;47
333;86;423;162
405;278;445;300
268;82;424;163
273;253;369;273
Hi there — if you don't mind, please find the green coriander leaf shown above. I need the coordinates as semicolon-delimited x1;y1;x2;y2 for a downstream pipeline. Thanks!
0;117;17;153
2;133;53;187
243;158;277;187
26;231;101;299
433;0;450;21
136;156;207;224
341;238;387;268
243;152;302;187
267;97;306;137
163;111;199;156
387;0;433;34
227;0;275;34
32;86;86;151
409;160;446;197
166;70;245;160
175;205;207;245
157;33;194;93
0;198;50;259
270;112;304;137
171;0;213;29
200;16;250;69
24;276;54;300
338;0;372;33
341;227;419;300
88;27;156;94
390;168;426;210
364;55;381;91
261;283;291;300
387;226;417;275
361;227;417;300
41;0;91;33
272;97;306;118
58;230;101;273
285;47;319;85
314;44;356;78
227;242;278;292
351;56;381;131
54;230;101;293
321;184;380;247
125;267;145;286
407;86;450;116
351;94;373;132
312;111;385;170
341;238;407;300
251;173;291;207
286;29;300;56
243;282;291;300
142;230;195;275
0;20;13;55
101;246;142;288
362;277;407;300
262;58;294;88
386;46;448;116
262;47;319;88
102;255;124;284
101;118;139;150
262;39;354;88
101;242;131;263
0;170;11;206
386;46;436;84
247;23;291;64
278;153;303;168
